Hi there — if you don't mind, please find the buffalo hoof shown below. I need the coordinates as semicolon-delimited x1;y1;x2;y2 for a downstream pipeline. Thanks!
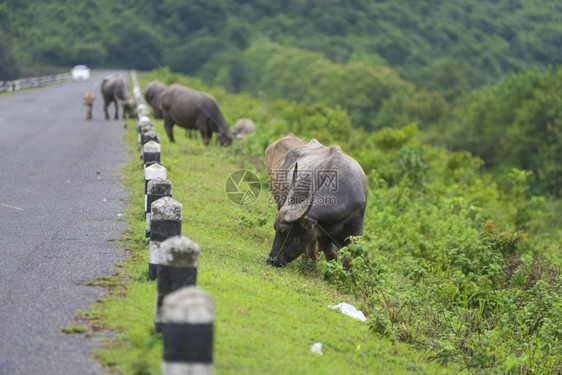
267;257;283;267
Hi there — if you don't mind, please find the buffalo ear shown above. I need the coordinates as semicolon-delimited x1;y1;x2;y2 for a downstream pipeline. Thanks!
291;162;299;188
300;216;317;229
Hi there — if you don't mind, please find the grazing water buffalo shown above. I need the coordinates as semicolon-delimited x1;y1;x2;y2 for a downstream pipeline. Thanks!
144;80;166;119
101;74;135;120
232;118;256;140
158;84;233;146
265;134;307;207
266;139;368;267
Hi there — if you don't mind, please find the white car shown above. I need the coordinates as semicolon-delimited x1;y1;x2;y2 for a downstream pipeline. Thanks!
71;65;91;81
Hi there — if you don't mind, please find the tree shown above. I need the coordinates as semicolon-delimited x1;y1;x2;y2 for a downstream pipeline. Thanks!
0;5;19;79
449;68;562;197
0;30;19;79
106;22;163;70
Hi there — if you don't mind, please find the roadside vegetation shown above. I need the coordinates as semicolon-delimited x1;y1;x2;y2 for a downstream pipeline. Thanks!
84;69;560;374
85;87;458;374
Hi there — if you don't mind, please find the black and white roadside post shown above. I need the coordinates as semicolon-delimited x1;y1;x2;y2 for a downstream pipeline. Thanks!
137;114;151;128
144;163;167;196
137;116;152;145
143;141;161;166
149;197;182;281
133;87;143;105
139;123;156;151
145;178;172;237
161;287;214;375
137;103;150;118
144;164;168;244
141;129;160;161
154;236;200;332
142;128;160;147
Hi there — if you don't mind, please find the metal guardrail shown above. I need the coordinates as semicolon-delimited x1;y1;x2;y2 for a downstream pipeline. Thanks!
0;73;71;92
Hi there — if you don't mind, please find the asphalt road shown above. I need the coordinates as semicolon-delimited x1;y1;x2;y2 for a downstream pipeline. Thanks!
0;72;128;374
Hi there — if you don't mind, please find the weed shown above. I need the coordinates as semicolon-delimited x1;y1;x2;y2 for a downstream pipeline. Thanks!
60;325;87;334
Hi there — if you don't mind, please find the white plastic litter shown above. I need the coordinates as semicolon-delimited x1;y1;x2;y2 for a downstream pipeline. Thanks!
328;302;367;322
310;342;323;355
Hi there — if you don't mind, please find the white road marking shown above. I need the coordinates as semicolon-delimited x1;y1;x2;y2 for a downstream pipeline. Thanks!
0;203;23;211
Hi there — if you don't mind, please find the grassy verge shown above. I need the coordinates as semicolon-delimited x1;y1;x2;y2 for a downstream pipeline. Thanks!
81;113;462;374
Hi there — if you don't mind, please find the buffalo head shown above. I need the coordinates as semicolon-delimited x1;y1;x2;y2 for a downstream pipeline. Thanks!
216;129;234;147
267;163;316;267
122;99;136;119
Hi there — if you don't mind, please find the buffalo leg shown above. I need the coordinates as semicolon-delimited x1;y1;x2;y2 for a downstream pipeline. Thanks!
306;240;319;262
154;108;162;119
200;127;211;145
164;119;175;143
318;237;338;262
104;100;110;120
114;101;118;120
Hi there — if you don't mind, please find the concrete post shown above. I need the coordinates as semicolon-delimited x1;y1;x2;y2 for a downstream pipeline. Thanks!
154;236;200;332
137;116;152;144
143;142;161;167
161;287;214;375
133;87;143;104
139;124;155;150
145;178;172;237
144;163;167;196
140;129;160;163
142;129;160;146
137;103;150;118
149;197;182;281
141;129;160;163
137;115;151;129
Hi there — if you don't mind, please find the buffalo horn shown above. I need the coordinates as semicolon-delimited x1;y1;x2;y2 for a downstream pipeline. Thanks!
284;163;314;222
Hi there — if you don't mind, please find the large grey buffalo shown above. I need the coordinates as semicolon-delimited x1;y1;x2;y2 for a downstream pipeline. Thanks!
266;139;368;267
101;74;135;120
158;83;233;146
144;80;166;119
265;134;307;208
232;118;256;140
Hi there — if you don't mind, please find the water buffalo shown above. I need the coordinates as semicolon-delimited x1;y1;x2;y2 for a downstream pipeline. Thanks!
266;140;368;267
265;134;307;207
144;80;166;119
158;84;233;146
232;118;256;140
101;74;135;120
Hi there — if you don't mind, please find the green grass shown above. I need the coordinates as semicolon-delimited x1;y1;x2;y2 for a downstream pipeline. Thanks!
60;325;88;334
83;112;463;374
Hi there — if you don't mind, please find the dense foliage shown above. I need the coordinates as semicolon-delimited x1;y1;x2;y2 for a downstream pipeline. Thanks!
146;68;560;373
446;67;562;197
4;0;562;87
200;39;448;133
0;5;20;79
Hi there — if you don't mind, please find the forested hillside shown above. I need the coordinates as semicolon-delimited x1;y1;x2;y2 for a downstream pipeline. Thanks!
3;0;562;87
